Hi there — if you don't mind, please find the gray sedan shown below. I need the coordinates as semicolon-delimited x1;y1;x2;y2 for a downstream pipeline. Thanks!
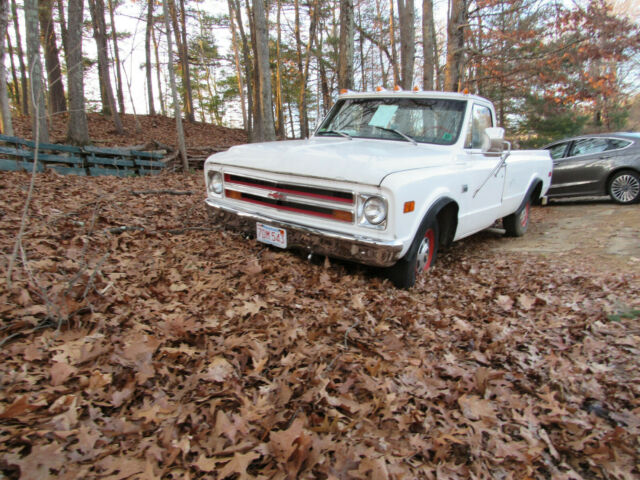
544;133;640;204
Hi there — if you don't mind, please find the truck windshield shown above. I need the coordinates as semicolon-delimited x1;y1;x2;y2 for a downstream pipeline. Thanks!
316;97;467;146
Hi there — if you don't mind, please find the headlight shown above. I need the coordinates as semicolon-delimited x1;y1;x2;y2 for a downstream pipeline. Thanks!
208;171;223;194
363;196;387;225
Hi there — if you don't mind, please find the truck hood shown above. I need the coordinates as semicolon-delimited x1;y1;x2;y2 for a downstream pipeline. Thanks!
206;137;453;186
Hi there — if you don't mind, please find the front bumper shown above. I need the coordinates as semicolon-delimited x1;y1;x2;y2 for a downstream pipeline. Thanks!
205;199;404;267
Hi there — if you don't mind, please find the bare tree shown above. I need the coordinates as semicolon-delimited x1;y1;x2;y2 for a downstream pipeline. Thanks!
389;0;399;85
162;0;188;171
107;0;125;114
274;0;285;137
251;0;275;141
39;0;67;114
228;0;253;136
168;0;195;122
145;0;155;115
88;0;123;133
11;0;28;115
228;0;247;130
397;0;415;89
24;0;48;143
422;0;436;90
338;0;354;90
445;0;466;91
65;0;89;145
0;0;13;135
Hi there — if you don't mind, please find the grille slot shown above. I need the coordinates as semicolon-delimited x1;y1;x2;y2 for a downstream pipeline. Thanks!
223;173;355;223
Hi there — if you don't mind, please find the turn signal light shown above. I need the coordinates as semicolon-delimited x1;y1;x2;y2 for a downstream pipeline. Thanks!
332;210;353;222
403;201;415;213
226;190;242;199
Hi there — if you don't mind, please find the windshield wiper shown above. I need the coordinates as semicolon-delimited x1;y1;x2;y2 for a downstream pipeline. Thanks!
371;125;418;145
317;129;353;140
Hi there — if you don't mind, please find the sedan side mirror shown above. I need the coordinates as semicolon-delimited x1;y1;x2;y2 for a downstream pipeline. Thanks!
482;127;507;153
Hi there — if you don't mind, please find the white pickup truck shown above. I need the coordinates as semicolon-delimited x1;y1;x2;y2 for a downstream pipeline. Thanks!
204;90;552;287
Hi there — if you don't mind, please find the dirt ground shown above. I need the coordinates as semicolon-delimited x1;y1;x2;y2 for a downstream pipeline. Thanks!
474;197;640;273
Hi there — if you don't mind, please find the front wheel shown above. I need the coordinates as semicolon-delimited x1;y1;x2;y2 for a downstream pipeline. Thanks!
503;197;531;237
387;218;439;289
608;170;640;204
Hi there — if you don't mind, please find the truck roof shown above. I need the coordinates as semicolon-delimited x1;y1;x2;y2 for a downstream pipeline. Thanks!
338;89;491;104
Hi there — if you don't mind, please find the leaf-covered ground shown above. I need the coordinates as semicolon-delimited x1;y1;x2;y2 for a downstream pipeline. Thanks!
0;171;638;479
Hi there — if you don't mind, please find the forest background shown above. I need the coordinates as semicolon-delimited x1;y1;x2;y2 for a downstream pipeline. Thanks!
0;0;639;157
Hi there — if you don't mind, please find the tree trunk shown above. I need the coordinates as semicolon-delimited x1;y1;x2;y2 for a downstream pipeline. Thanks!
11;0;28;115
389;0;399;86
24;0;48;143
251;0;275;141
65;0;89;144
56;0;67;51
178;0;194;122
151;20;166;116
316;28;330;113
6;34;20;111
88;0;123;133
274;0;285;138
107;0;125;114
145;0;155;115
0;0;13;135
229;0;252;136
293;0;303;137
337;0;354;90
422;0;435;90
375;0;388;87
357;3;365;91
228;0;247;131
162;0;188;171
444;0;466;92
169;0;194;122
38;0;66;114
397;0;414;89
299;0;319;138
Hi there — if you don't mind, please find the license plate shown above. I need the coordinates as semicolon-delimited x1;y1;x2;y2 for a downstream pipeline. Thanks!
256;223;287;248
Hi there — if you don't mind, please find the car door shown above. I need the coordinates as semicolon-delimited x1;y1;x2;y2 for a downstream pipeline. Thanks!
548;137;612;196
457;103;507;236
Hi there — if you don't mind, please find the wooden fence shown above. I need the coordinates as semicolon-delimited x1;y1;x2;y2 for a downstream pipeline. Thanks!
0;134;166;176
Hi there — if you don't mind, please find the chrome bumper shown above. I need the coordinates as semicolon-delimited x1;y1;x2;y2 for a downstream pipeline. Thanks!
205;199;404;267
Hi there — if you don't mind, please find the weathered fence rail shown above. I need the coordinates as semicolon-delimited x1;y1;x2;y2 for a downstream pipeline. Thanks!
0;134;167;176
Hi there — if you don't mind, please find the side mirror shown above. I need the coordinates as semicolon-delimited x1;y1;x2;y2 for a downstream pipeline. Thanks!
482;127;506;153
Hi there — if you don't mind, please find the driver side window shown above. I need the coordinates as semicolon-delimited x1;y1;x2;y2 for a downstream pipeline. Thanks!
465;104;494;149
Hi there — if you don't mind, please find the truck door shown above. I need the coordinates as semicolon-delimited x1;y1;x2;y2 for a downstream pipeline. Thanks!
457;103;507;236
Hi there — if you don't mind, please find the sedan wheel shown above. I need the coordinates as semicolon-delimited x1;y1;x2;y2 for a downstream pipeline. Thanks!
609;170;640;204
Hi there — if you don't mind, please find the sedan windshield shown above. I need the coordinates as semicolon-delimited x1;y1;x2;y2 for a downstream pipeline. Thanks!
316;97;467;146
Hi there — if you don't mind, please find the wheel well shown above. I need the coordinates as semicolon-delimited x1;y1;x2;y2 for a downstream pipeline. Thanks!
605;168;639;190
435;202;458;247
531;180;543;202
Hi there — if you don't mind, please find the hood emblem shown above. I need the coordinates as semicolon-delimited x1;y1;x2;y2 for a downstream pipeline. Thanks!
268;191;286;201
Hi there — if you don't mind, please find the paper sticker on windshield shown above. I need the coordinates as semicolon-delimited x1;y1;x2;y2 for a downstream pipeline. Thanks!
368;105;398;128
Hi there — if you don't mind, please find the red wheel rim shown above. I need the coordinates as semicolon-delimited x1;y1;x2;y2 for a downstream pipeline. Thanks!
520;202;530;228
416;228;435;273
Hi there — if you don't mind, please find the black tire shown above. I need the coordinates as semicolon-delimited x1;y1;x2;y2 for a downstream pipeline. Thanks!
608;170;640;204
387;217;439;289
503;196;531;237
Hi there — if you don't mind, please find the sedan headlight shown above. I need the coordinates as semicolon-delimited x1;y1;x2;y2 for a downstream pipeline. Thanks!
363;196;387;225
207;171;223;194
